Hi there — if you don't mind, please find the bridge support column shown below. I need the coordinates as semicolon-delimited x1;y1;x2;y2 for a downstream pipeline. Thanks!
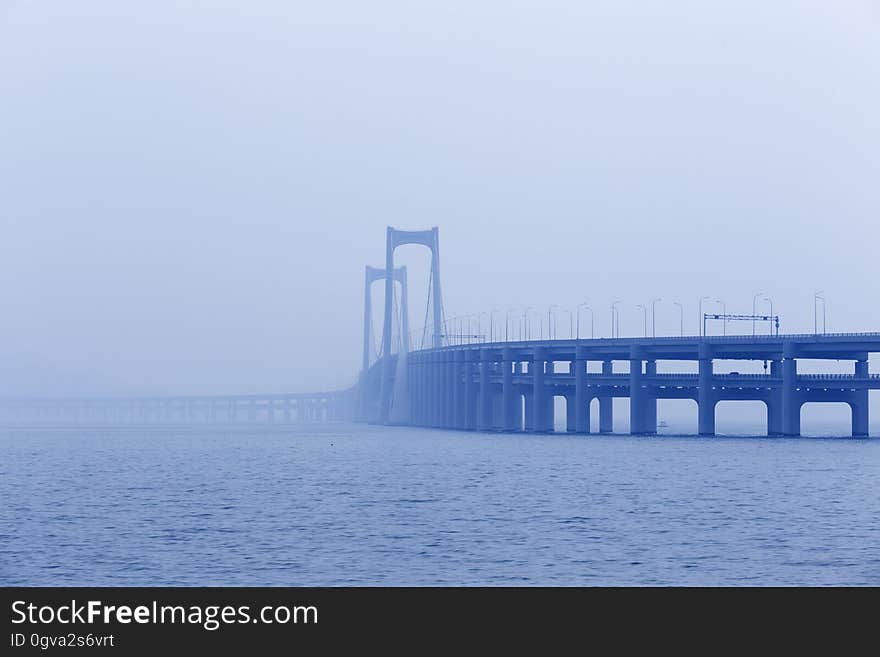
437;351;449;429
478;349;492;431
599;360;613;433
421;353;430;426
766;360;782;436
767;398;782;436
432;355;441;427
445;351;456;428
523;391;533;431
411;355;419;425
464;350;477;430
853;359;869;437
431;351;443;427
532;347;551;432
493;392;504;431
852;397;869;438
565;394;577;432
644;359;657;434
432;353;442;427
629;347;645;435
411;355;420;425
453;351;465;429
782;345;799;436
574;347;588;434
408;356;416;425
698;347;715;436
502;348;518;432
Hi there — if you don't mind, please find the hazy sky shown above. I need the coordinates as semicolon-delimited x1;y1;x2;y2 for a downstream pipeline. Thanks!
1;1;878;396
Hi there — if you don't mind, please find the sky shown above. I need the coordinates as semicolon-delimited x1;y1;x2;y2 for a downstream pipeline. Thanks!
0;0;878;396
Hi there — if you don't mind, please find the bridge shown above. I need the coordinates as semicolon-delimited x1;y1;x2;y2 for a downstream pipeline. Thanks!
357;227;879;438
2;226;877;436
0;391;354;426
374;333;880;437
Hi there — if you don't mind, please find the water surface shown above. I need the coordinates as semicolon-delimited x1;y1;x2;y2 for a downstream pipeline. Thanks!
1;424;878;585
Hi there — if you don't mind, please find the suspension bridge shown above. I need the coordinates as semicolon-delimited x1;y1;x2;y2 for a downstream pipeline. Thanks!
3;226;878;436
357;227;879;437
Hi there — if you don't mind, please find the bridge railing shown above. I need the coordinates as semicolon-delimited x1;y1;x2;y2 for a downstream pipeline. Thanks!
434;331;880;349
797;373;880;380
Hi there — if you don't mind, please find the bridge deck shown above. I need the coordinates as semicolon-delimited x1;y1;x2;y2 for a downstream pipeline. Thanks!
419;332;880;360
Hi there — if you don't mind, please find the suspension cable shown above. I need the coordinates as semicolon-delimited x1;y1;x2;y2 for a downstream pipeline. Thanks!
419;266;433;350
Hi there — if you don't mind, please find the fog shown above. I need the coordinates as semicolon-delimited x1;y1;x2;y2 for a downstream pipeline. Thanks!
1;1;878;398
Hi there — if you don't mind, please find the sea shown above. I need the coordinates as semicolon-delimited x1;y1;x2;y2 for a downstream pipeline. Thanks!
2;423;878;586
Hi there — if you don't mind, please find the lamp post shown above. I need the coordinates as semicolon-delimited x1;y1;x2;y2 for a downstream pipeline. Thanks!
611;300;622;338
636;304;647;338
673;301;683;337
548;305;558;340
478;311;490;343
506;308;516;342
578;302;594;339
699;295;710;337
752;292;763;336
562;309;574;339
651;297;662;338
814;292;826;336
490;309;500;343
522;307;533;341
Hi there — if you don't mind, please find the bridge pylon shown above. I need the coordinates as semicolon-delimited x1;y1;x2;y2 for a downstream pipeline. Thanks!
378;227;443;424
358;265;409;422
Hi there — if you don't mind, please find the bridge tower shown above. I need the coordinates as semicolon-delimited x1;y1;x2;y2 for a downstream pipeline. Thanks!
359;265;409;421
379;227;444;423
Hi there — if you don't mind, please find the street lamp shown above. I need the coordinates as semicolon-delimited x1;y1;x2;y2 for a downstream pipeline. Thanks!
673;301;683;337
523;307;533;340
506;308;517;342
636;304;647;338
651;297;662;338
548;305;558;340
445;316;455;346
577;302;594;339
752;292;763;336
562;309;574;339
478;311;491;342
814;292;826;336
698;295;710;337
611;300;622;338
490;309;500;342
468;313;481;344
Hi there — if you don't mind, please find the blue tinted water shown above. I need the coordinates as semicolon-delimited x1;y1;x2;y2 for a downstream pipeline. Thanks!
1;424;878;586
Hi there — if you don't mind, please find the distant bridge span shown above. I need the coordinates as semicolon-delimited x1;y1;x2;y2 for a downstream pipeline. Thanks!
0;390;354;426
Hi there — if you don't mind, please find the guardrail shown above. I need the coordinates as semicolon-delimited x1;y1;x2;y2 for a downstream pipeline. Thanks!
431;332;880;350
797;374;880;380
